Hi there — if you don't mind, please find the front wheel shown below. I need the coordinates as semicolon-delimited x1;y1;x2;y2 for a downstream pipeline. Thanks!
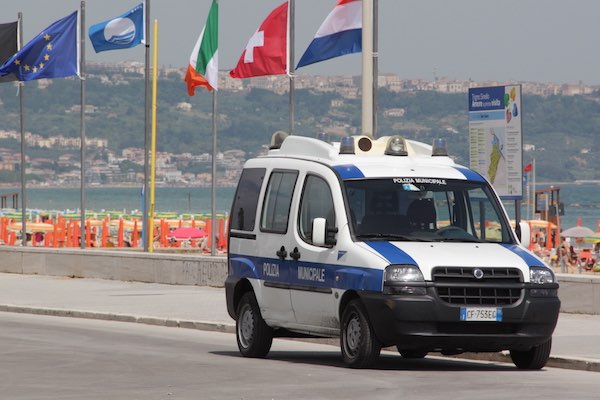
510;338;552;370
340;299;381;368
236;291;273;358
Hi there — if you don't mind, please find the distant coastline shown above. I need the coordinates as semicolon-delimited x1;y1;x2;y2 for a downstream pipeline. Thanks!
537;180;600;185
0;181;596;190
0;182;238;190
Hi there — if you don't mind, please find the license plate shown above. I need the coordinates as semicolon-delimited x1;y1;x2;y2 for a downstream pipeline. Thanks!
460;307;502;322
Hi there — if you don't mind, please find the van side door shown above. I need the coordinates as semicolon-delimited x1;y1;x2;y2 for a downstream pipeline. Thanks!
289;170;341;330
255;168;299;324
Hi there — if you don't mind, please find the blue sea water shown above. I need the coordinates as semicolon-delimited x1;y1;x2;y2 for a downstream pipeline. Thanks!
5;187;236;216
508;183;600;230
2;183;599;229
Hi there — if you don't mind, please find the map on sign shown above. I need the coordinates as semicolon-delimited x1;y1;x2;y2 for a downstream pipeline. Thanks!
468;85;523;199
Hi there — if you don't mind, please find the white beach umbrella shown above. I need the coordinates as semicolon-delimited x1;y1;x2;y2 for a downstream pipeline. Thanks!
561;226;595;238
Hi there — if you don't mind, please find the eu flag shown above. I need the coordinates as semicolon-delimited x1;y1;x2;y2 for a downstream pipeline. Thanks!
0;11;78;81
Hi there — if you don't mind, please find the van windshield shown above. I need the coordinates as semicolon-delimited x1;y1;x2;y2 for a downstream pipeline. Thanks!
344;178;514;244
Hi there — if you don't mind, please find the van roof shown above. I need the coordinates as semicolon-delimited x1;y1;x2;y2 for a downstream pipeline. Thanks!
262;135;482;181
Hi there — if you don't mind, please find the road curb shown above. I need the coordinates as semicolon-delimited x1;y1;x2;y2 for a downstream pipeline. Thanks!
1;304;598;372
0;304;236;334
447;351;600;373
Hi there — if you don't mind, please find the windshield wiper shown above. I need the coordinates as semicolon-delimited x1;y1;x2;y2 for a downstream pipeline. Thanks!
436;237;482;243
356;233;433;242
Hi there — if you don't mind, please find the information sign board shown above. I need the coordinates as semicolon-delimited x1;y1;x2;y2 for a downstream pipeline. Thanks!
468;85;523;199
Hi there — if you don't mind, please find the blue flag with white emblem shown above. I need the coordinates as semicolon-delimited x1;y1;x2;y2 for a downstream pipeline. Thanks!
0;11;79;81
89;3;144;53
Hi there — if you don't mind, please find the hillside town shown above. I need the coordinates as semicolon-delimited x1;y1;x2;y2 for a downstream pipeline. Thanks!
0;61;597;188
0;128;247;188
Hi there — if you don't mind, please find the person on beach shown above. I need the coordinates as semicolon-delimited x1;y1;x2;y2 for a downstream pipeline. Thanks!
532;239;543;256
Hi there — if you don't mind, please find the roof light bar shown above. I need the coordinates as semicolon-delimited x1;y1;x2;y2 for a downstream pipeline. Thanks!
339;136;355;154
432;138;448;156
317;132;330;143
385;135;408;156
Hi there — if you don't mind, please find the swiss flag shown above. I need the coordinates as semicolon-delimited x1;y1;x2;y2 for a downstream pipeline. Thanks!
230;2;288;78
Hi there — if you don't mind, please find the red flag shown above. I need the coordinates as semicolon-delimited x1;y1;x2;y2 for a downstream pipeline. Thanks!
230;2;287;78
524;163;533;172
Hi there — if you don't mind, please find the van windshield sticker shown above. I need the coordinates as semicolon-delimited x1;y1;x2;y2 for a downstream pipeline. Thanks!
393;177;447;186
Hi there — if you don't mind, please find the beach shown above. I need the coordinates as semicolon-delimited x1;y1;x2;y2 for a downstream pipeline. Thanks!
0;183;597;229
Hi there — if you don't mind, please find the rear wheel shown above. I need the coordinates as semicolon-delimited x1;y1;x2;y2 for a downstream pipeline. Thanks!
340;299;381;368
236;292;273;358
510;338;552;370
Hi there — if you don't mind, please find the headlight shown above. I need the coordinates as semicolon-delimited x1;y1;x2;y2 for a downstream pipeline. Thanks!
530;266;555;284
385;265;424;282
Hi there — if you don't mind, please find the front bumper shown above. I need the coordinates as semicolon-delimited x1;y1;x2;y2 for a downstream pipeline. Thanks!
360;285;560;352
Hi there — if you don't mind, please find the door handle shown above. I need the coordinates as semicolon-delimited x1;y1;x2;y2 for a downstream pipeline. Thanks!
290;247;301;261
276;246;287;260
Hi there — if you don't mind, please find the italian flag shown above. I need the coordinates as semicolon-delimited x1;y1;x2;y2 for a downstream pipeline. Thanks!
185;0;218;95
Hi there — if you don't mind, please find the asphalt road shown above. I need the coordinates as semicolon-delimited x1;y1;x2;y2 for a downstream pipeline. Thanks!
1;312;599;400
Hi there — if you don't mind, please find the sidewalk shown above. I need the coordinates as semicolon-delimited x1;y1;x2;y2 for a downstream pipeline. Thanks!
0;272;598;372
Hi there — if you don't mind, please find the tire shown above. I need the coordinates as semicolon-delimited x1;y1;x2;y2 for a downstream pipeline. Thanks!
340;299;381;368
236;291;273;358
510;338;552;370
397;348;428;359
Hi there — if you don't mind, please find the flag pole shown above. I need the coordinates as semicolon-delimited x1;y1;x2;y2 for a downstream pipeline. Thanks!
148;18;158;253
372;0;378;138
532;157;536;220
288;0;295;135
210;1;219;256
210;90;217;256
79;1;87;249
18;12;26;246
526;170;530;222
362;0;374;138
143;0;151;251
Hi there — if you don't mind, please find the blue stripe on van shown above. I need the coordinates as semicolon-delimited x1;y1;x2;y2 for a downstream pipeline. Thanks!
501;244;544;267
453;166;485;182
364;241;417;265
229;253;383;292
334;164;364;179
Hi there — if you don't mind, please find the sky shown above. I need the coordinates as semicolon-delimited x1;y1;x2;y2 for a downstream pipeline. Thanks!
2;0;600;85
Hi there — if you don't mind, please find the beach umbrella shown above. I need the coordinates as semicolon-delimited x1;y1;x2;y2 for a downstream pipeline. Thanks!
7;222;57;232
167;227;207;240
561;226;595;238
583;232;600;244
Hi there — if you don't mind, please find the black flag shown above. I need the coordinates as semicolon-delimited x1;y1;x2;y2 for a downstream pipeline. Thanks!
0;21;18;82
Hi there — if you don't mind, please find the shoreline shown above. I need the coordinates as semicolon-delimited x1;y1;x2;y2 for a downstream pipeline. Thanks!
0;181;597;190
0;184;238;190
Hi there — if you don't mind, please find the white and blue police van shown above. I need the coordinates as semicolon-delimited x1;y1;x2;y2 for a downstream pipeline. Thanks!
225;133;560;369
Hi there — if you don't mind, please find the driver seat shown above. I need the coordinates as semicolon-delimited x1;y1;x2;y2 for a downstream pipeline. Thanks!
407;199;437;231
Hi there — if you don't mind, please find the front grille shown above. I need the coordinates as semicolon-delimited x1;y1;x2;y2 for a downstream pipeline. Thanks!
432;267;523;306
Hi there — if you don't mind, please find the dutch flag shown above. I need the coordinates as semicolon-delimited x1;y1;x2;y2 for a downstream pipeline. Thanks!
297;0;362;69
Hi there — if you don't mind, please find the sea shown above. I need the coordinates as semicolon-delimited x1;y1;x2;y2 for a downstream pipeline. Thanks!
2;183;599;229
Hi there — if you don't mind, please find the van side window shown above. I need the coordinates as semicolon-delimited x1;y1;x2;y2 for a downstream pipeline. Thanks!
466;187;506;242
299;175;335;244
230;168;265;231
260;170;298;234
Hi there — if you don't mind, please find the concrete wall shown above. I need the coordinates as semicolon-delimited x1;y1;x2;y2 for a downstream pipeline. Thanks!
0;247;598;314
555;273;600;314
0;247;227;287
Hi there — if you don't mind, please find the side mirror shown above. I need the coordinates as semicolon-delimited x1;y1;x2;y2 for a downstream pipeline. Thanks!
517;221;531;249
312;218;327;246
312;218;337;247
